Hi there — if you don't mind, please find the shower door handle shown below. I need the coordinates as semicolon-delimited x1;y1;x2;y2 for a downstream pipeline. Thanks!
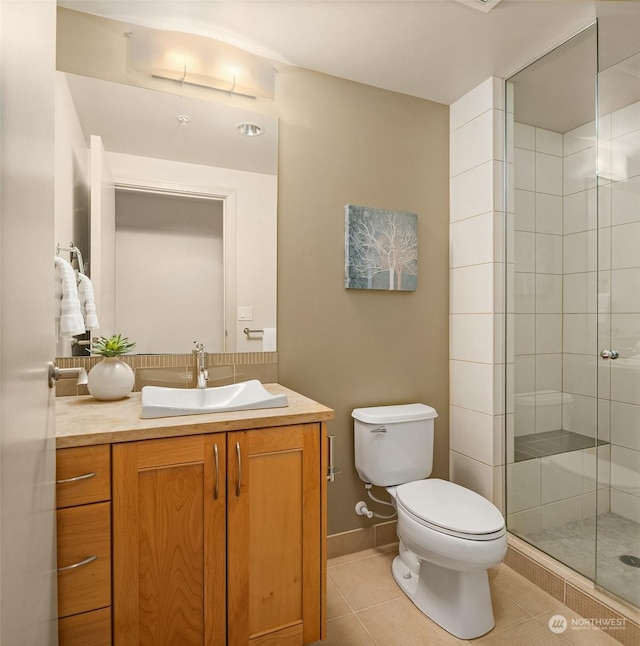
600;349;619;360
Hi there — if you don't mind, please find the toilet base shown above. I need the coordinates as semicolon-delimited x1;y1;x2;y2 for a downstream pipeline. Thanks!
391;554;495;640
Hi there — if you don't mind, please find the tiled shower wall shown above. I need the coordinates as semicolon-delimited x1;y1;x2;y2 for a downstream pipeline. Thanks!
448;77;505;511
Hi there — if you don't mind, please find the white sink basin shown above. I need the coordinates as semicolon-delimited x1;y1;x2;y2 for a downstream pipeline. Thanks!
140;380;288;419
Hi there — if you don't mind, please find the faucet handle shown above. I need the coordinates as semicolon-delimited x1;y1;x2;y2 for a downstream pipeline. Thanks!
193;341;205;353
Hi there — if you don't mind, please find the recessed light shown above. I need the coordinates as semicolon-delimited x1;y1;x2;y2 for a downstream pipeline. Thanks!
236;122;264;137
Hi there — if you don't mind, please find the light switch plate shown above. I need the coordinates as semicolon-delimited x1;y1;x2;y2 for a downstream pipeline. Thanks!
238;306;253;321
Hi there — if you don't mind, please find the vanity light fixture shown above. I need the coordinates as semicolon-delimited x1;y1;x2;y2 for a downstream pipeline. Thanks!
236;122;264;137
177;114;191;126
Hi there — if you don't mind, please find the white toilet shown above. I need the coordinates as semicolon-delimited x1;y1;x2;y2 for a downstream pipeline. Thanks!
352;403;507;640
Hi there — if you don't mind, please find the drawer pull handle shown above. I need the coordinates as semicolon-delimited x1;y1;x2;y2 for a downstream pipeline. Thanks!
213;444;220;500
57;555;97;572
236;441;242;497
56;471;97;484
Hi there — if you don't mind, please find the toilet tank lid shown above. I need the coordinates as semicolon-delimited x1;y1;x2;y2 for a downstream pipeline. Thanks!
352;403;438;424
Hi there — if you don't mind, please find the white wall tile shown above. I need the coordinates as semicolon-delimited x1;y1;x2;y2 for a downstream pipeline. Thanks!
563;313;596;355
535;354;562;392
611;401;640;451
535;274;562;313
563;230;597;274
450;161;495;222
535;234;563;274
450;212;494;268
536;153;562;196
563;354;597;398
612;100;640;138
564;121;595;156
450;263;494;313
515;189;535;232
514;273;536;314
610;445;640;496
449;405;496;466
450;76;497;133
535;128;563;156
450;360;494;414
514;314;535;355
611;221;640;270
450;109;495;177
450;314;494;363
514;123;535;150
582;446;610;494
611;359;640;406
535;193;563;235
611;176;640;226
563;394;596;438
450;451;496;503
535;314;562;354
514;355;535;395
563;272;596;313
611;268;640;313
507;508;541;534
563;188;597;234
541;452;583;504
564;147;597;195
541;496;583;529
514;231;535;272
514;147;535;191
534;399;561;433
506;459;540;513
610;489;640;523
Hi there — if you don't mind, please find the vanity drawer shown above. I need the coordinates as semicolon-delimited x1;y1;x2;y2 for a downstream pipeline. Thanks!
56;445;111;508
57;502;111;618
58;607;111;646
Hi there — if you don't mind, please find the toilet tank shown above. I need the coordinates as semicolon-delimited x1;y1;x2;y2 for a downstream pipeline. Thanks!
352;403;438;487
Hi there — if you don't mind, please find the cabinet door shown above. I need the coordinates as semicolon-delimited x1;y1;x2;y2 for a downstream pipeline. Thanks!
112;435;226;646
227;424;323;646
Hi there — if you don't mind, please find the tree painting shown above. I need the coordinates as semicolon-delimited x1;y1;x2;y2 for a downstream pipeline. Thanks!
345;205;418;291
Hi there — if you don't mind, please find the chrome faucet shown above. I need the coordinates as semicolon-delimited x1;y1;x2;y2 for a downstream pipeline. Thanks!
193;341;209;389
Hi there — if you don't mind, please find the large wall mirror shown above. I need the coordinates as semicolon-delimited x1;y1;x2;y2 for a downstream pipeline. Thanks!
54;8;278;357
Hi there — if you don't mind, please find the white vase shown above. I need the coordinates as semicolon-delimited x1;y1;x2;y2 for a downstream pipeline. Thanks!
87;357;135;401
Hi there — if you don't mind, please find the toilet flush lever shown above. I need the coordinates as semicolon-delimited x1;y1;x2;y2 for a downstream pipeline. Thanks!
370;426;387;434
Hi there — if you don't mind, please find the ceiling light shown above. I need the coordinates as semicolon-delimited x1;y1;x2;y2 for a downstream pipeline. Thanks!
236;123;264;137
127;27;275;100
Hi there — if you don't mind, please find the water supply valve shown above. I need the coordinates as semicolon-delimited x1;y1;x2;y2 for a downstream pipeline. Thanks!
355;501;374;519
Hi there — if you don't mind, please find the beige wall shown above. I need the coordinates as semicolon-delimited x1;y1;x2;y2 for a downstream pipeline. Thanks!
275;68;450;534
56;7;450;536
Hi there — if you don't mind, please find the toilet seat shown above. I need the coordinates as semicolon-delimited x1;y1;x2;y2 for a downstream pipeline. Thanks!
395;479;505;541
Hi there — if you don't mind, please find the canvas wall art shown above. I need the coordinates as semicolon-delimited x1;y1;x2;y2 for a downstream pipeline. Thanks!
344;204;418;291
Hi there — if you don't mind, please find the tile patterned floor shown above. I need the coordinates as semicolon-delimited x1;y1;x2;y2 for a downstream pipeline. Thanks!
312;546;620;645
524;513;640;607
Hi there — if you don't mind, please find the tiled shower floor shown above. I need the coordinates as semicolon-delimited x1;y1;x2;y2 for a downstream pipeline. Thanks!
524;512;640;607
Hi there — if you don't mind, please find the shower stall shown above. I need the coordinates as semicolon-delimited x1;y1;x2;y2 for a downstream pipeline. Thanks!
506;22;640;608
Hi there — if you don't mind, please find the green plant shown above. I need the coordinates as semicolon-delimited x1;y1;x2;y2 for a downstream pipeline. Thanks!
91;333;136;357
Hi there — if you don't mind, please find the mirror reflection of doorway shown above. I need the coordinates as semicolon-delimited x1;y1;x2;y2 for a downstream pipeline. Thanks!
114;188;224;354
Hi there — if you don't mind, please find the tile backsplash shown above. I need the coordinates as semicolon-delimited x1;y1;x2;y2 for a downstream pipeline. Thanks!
54;352;278;397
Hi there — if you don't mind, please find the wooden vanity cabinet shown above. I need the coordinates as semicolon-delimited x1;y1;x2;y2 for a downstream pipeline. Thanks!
56;445;112;646
112;422;326;646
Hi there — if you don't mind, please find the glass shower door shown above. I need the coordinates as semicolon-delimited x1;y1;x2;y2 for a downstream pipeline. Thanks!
595;49;640;607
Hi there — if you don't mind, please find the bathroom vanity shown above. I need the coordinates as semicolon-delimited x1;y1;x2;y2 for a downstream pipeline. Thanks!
55;384;334;646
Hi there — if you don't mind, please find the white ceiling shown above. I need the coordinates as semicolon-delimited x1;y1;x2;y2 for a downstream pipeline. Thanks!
58;0;624;106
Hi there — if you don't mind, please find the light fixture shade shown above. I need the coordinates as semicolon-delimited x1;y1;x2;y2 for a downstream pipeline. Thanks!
127;26;275;99
236;123;264;137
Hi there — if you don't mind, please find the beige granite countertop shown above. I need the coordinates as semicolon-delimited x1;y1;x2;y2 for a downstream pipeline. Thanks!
56;383;334;448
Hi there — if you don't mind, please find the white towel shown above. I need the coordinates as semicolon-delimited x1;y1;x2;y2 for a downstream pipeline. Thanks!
262;327;277;352
77;273;100;330
54;257;85;337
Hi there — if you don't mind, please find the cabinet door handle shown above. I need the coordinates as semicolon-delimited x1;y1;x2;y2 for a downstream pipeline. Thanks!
57;555;97;572
56;471;97;484
213;444;220;500
235;441;242;497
